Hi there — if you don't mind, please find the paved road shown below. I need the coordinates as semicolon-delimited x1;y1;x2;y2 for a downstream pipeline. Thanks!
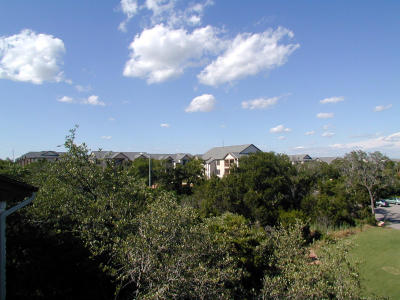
375;204;400;230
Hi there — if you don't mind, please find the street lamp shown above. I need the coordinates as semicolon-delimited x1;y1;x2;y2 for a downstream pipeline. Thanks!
148;154;151;187
140;153;151;187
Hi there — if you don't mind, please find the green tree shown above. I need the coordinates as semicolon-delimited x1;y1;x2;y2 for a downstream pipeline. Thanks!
116;195;243;299
340;151;393;214
260;221;361;299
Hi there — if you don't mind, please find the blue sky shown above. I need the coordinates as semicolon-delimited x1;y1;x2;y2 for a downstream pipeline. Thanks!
1;0;399;159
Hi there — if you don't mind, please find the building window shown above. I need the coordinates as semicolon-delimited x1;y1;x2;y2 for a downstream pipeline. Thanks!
216;169;220;175
224;159;235;167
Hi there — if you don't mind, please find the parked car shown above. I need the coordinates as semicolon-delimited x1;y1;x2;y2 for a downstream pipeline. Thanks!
375;200;389;207
386;198;400;205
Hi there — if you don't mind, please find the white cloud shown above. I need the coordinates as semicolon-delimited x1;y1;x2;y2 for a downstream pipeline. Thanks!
123;24;222;83
278;136;286;140
198;27;299;86
118;0;138;32
294;146;305;150
101;136;112;140
331;132;400;150
320;96;344;104
322;132;335;137
108;117;115;121
75;84;91;92
58;95;105;106
185;94;215;112
58;96;74;103
145;0;213;27
242;96;279;110
317;112;334;119
160;123;170;127
270;124;291;133
305;130;315;136
83;95;105;106
0;29;65;84
374;104;392;112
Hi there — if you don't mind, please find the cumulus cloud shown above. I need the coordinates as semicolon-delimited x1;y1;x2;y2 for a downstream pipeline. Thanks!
320;96;344;104
118;0;138;32
123;24;222;83
118;0;213;31
374;104;392;112
278;136;286;140
75;84;91;92
101;136;112;140
270;124;291;133
198;27;299;86
322;132;335;137
83;95;105;106
160;123;170;127
242;96;279;110
58;95;105;106
331;132;400;150
58;96;74;103
317;112;334;119
185;94;215;112
145;0;213;27
305;130;315;136
0;29;65;84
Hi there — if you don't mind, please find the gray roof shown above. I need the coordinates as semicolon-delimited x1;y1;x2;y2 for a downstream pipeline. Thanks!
91;151;193;163
92;151;147;161
123;152;147;160
314;157;339;164
17;151;64;160
287;154;313;162
202;144;256;161
149;153;192;162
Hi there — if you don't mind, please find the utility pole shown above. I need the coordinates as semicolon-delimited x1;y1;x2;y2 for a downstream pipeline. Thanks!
148;154;151;187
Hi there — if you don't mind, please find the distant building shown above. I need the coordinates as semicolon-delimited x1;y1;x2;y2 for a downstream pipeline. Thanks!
202;144;261;178
92;151;147;166
314;157;340;164
91;151;193;167
287;154;313;164
16;151;64;167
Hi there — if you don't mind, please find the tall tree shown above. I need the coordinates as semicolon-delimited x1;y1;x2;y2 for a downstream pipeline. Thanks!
340;150;392;215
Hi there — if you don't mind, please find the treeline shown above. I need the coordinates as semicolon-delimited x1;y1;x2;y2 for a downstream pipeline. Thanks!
1;129;399;299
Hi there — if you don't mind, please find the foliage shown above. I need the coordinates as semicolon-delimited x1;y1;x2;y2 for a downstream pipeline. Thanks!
157;158;205;195
205;213;267;298
128;157;162;185
339;150;394;214
7;130;396;299
260;221;362;300
194;152;298;226
116;196;243;299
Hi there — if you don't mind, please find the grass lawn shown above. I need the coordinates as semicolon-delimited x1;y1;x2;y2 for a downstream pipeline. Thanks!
348;226;400;299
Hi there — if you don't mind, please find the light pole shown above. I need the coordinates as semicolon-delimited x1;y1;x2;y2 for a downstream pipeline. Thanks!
148;154;151;187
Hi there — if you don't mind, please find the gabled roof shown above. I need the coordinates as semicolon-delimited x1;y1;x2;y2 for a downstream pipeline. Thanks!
224;152;246;159
202;144;259;161
123;152;147;161
92;151;147;161
91;151;118;160
17;151;64;160
287;154;313;162
149;154;174;161
314;157;339;164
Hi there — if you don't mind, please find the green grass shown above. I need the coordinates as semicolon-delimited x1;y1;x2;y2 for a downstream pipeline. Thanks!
348;226;400;299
